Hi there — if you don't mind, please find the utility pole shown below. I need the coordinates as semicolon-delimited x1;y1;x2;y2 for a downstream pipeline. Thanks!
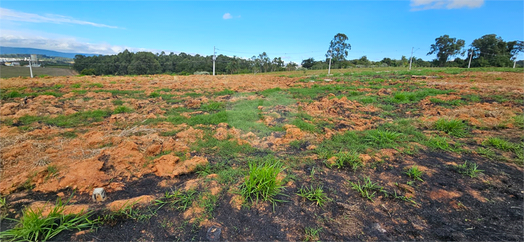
409;47;414;70
467;49;473;69
328;57;332;75
513;60;517;69
213;46;216;76
28;56;34;78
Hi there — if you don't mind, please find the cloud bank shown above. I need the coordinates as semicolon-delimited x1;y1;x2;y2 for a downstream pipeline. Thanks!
0;30;167;55
0;7;119;28
410;0;484;10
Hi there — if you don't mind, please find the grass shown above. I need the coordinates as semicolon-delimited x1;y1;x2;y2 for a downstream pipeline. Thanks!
291;118;319;133
482;137;523;164
113;105;133;114
349;176;384;202
405;166;424;182
1;90;24;100
304;227;322;241
0;196;7;219
429;98;464;106
364;129;403;147
154;189;198;211
483;137;519;152
18;110;112;128
0;65;76;79
0;197;97;241
297;185;330;207
425;135;457;152
454;161;483;178
112;99;124;105
433;119;468;137
149;92;160;98
514;115;524;129
239;157;286;207
332;151;362;171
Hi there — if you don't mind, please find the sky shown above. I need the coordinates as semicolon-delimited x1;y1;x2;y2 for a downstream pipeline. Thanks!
0;0;523;64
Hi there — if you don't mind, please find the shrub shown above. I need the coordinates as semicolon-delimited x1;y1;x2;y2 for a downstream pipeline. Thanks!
80;69;96;75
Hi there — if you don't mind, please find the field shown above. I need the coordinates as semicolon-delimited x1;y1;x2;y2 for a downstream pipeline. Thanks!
0;66;77;79
0;69;523;241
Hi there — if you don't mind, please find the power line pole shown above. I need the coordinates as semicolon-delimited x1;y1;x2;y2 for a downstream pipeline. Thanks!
513;59;517;68
28;56;34;78
328;57;332;75
213;46;216;76
467;49;473;69
409;47;414;70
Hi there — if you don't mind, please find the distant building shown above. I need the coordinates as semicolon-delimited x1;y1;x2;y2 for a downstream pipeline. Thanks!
4;62;20;66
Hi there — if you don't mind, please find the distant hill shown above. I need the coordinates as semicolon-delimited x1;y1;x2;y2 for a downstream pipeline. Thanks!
0;47;95;58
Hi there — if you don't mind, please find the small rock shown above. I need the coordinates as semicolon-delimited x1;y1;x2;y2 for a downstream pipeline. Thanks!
206;226;221;241
373;223;386;233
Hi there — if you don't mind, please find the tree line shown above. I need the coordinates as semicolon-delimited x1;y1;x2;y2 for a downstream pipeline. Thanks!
73;50;298;76
73;33;522;76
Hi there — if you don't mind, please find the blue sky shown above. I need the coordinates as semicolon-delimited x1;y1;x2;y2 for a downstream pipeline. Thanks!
1;0;522;63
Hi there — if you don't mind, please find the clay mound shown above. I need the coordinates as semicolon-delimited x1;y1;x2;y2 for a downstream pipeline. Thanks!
175;127;204;144
151;155;208;178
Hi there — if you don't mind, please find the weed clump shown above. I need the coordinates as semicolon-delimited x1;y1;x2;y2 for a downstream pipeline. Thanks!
239;157;286;206
454;161;483;178
297;185;330;207
405;165;424;182
333;151;362;171
349;176;384;202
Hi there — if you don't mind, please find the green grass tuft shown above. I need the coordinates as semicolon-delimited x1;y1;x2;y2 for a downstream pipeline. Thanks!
113;106;133;114
454;161;483;178
333;151;362;171
0;197;97;241
297;185;330;207
405;165;424;182
239;157;286;206
349;176;384;202
434;119;468;137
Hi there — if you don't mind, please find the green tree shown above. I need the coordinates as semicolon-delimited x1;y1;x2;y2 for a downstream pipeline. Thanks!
470;34;520;67
326;33;351;63
301;58;315;69
286;62;298;71
127;52;161;75
427;35;465;67
271;57;284;72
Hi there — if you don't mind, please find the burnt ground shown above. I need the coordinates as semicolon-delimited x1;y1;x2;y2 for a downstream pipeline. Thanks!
13;148;521;241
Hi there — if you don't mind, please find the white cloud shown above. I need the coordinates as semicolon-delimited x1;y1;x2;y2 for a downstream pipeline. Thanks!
223;13;233;20
0;7;119;28
410;0;484;10
0;29;169;55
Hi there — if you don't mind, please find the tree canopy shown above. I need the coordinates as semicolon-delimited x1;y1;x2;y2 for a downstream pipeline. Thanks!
427;35;465;67
470;34;521;67
326;33;351;62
